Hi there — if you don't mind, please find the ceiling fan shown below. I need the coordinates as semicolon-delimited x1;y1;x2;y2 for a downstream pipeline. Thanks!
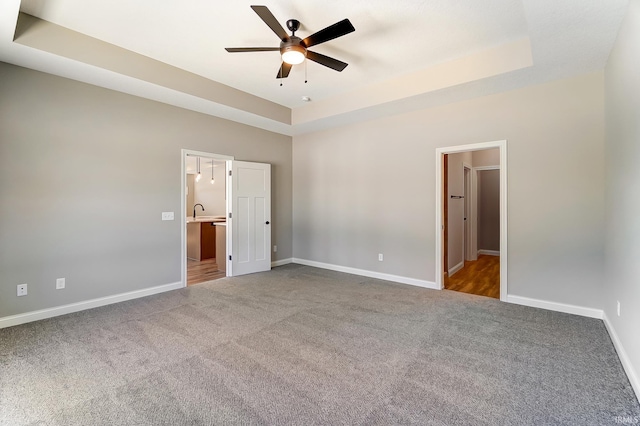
225;5;355;79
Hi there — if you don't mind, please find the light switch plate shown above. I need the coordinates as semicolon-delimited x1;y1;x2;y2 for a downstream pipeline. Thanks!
56;278;65;289
162;212;174;221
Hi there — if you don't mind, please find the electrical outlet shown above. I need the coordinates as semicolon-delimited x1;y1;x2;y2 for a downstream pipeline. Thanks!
56;278;66;289
378;253;384;261
273;245;277;253
617;300;621;317
17;284;27;297
161;212;174;221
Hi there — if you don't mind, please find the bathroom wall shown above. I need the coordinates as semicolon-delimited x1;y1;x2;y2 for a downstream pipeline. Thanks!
186;174;195;217
192;159;226;217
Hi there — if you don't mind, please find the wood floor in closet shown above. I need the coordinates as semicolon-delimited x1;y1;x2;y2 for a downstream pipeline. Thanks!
444;255;500;299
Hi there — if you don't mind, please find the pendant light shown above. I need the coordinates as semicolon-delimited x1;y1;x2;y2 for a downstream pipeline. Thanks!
195;157;202;182
210;159;215;184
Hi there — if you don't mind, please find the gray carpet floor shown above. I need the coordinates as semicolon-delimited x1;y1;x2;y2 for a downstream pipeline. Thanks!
1;264;638;425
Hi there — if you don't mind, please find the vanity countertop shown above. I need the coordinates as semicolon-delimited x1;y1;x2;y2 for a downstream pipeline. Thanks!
186;216;226;224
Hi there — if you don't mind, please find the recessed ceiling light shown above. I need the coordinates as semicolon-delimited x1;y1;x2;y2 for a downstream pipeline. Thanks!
301;96;311;102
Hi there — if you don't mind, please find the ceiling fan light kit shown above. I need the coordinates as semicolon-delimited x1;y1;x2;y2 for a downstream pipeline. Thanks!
281;43;306;65
225;5;355;80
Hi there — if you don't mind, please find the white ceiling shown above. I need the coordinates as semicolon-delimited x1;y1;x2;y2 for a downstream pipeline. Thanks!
0;0;630;135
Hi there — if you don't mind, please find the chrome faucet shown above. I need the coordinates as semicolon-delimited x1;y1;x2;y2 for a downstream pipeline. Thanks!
193;204;204;219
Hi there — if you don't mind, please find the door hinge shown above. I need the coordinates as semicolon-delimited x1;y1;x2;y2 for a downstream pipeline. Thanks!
228;170;232;176
229;255;232;261
228;212;232;219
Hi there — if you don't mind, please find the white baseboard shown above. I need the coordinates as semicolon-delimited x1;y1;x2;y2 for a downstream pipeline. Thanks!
506;295;604;319
603;312;640;402
0;281;183;329
478;249;500;256
448;261;464;277
292;258;438;290
271;258;293;268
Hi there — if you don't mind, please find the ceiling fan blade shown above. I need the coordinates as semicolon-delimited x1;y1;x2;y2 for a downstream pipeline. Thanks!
306;51;348;72
225;47;280;52
251;5;290;41
276;62;292;79
302;19;355;48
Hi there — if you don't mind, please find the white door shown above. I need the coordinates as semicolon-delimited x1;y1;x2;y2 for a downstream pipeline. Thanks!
229;161;271;276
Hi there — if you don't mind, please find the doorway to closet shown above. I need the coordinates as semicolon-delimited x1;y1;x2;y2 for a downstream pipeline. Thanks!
435;140;507;301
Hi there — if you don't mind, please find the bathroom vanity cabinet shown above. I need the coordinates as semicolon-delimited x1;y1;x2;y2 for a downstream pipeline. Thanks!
187;219;225;261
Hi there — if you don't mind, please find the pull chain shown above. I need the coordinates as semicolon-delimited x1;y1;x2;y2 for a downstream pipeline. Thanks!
305;60;308;84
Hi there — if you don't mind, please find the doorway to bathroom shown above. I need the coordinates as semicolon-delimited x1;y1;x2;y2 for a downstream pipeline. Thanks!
181;149;273;287
435;140;508;301
184;151;231;286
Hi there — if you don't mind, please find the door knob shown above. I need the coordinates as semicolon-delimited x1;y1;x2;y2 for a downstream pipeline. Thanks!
266;221;270;225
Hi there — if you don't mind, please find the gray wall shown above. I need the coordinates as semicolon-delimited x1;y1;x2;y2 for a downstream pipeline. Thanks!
293;72;605;309
472;148;500;168
0;62;293;318
604;0;640;392
477;169;500;252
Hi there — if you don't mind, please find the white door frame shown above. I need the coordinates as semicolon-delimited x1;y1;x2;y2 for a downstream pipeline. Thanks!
435;140;508;301
462;163;472;263
181;149;234;288
462;162;477;261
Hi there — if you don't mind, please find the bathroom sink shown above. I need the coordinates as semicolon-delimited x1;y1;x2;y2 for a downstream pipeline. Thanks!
189;215;226;222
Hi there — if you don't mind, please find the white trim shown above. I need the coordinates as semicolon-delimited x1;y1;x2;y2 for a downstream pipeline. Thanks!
506;295;603;319
225;160;233;276
435;140;508;301
478;249;500;256
448;261;464;277
0;281;183;329
181;150;234;288
603;313;640;401
473;165;501;171
463;164;473;262
292;258;438;290
271;258;293;267
498;144;507;301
